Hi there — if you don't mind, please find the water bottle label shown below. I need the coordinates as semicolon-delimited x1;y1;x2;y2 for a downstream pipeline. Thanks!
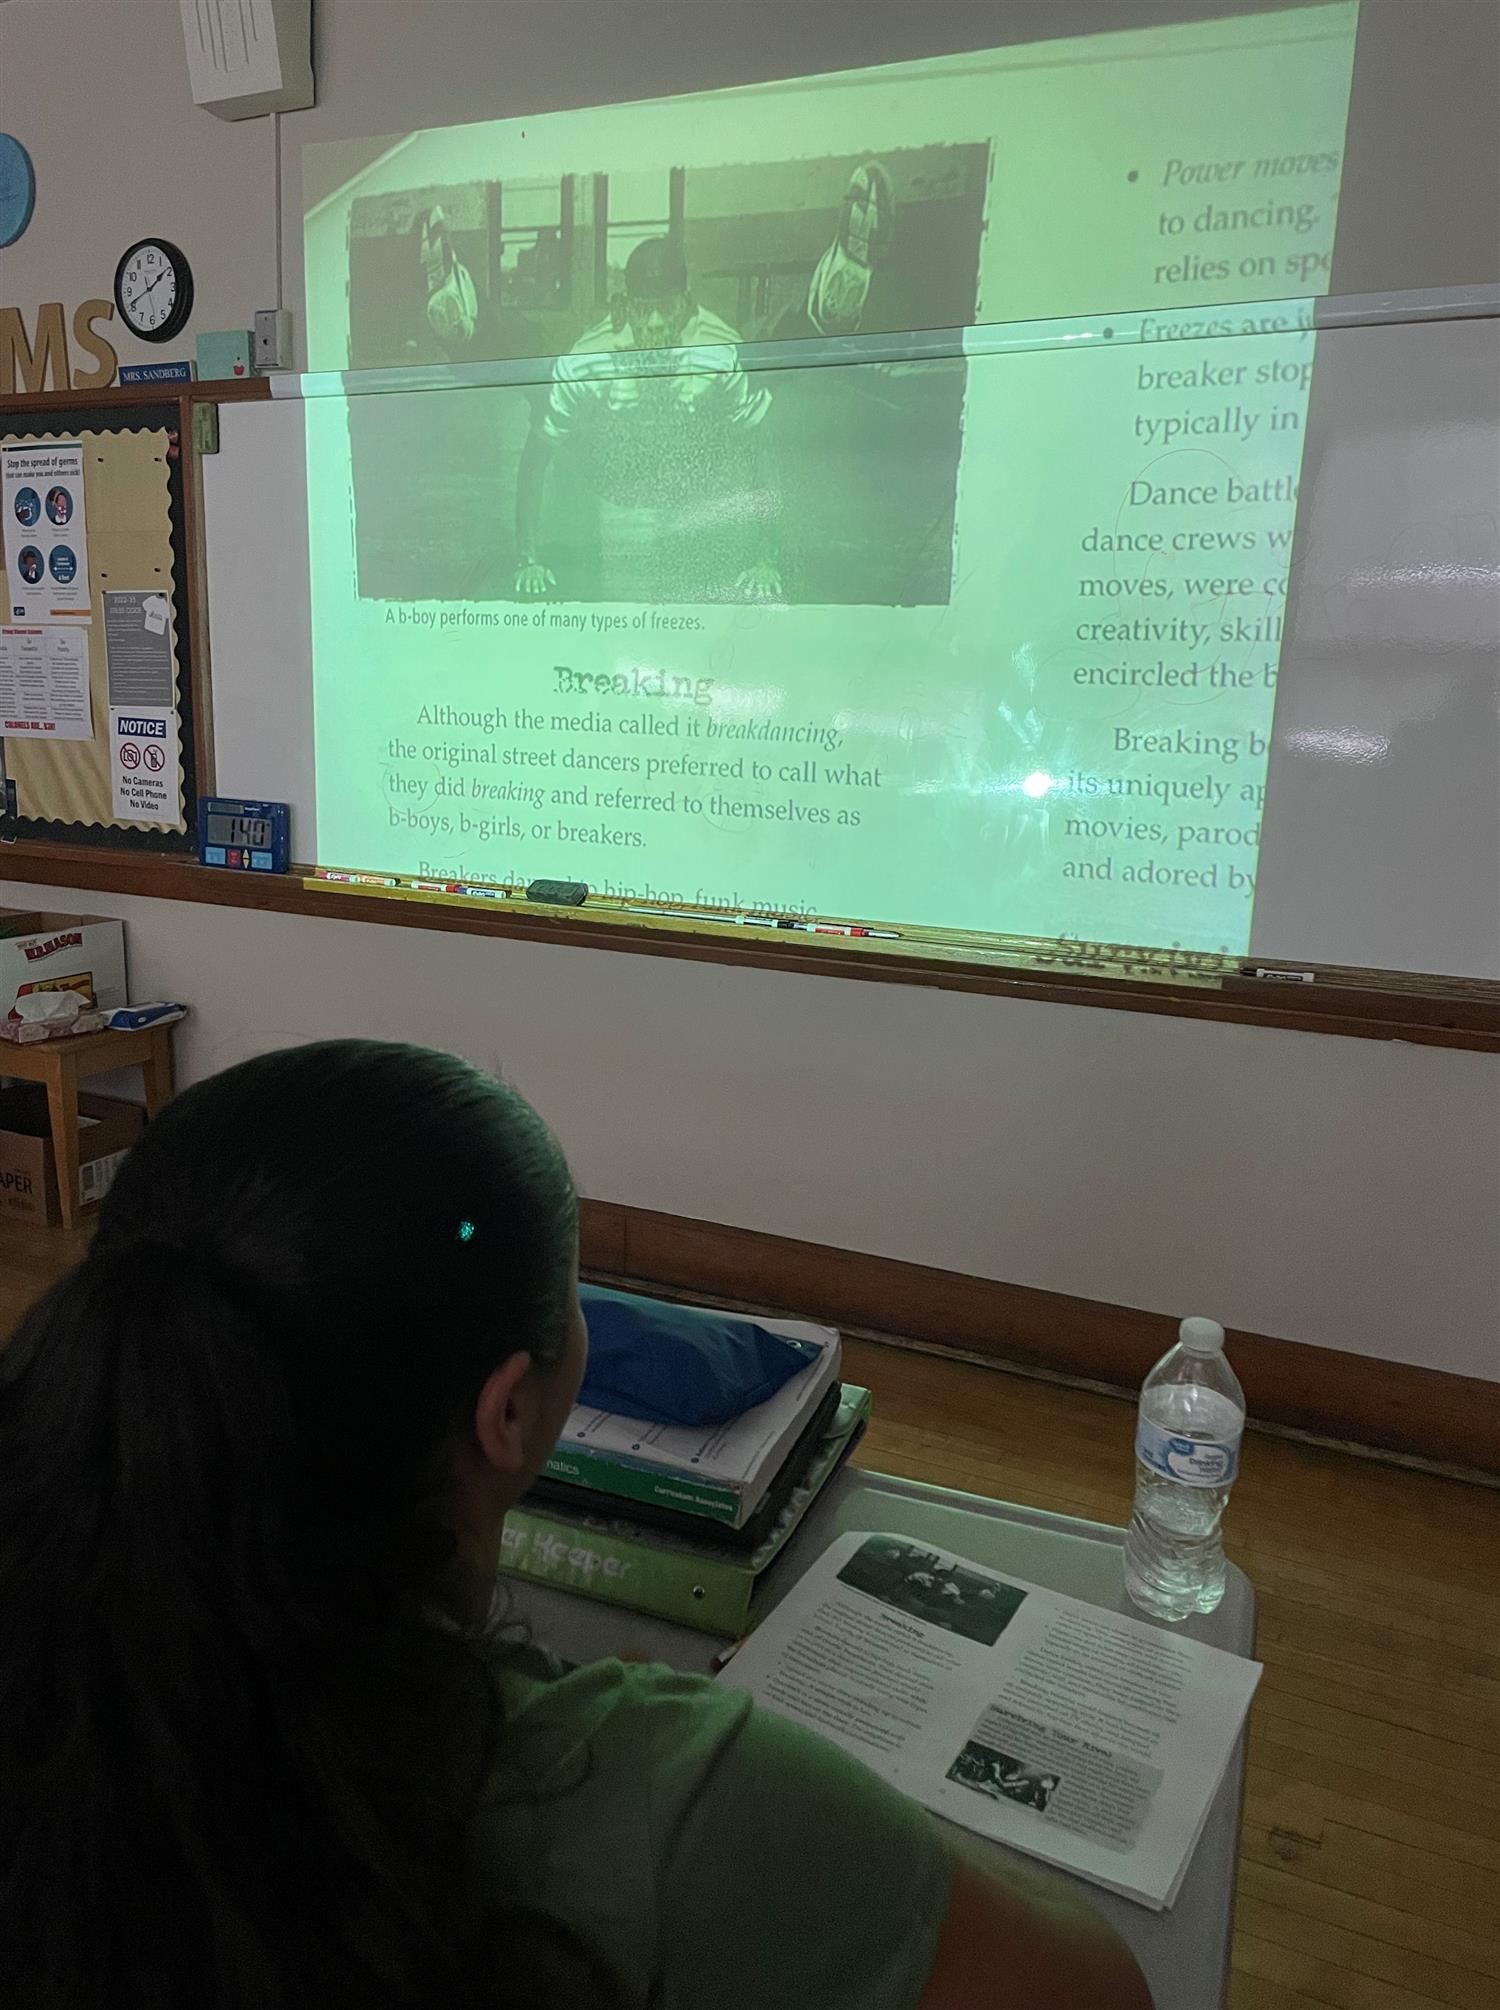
1136;1415;1240;1487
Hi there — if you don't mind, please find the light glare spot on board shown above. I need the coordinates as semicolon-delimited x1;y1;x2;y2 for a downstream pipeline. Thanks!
1021;771;1054;799
1286;727;1390;766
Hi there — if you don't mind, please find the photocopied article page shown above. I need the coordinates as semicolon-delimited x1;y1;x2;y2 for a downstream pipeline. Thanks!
719;1531;1260;1908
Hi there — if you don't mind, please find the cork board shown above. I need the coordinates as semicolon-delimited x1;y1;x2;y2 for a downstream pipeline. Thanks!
0;412;190;839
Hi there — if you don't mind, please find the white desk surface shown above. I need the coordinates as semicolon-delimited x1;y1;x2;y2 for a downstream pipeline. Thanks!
506;1465;1255;2010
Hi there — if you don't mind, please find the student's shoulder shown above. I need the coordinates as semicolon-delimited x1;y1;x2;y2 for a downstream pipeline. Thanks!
499;1653;752;1790
487;1655;948;2010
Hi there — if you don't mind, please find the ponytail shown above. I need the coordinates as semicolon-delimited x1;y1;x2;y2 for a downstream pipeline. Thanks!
0;1040;592;2010
1;1242;492;2010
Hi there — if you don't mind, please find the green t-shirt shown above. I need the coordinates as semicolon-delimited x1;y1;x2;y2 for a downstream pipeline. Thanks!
474;1650;951;2009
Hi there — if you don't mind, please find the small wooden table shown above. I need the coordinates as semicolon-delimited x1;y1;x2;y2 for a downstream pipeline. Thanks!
0;1024;175;1229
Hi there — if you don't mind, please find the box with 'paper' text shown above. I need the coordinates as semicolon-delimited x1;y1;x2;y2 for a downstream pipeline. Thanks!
0;1086;143;1226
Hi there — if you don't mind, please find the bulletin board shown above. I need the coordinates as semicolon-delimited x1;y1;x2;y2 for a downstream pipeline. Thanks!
0;403;196;847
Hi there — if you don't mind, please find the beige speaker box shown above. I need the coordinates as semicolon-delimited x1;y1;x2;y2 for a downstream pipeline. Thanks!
179;0;314;120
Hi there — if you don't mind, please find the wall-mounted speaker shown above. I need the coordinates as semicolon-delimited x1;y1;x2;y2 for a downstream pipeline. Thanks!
179;0;314;120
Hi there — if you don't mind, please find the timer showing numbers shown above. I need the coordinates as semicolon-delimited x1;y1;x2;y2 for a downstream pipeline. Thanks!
207;813;272;850
197;798;290;874
113;238;194;344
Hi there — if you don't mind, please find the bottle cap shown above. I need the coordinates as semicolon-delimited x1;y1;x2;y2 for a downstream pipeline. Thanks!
1180;1317;1226;1354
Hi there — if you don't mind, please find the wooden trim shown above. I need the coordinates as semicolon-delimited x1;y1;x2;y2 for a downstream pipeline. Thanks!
179;401;216;799
0;378;270;418
578;1201;1500;1477
1;842;1497;1052
579;1200;629;1276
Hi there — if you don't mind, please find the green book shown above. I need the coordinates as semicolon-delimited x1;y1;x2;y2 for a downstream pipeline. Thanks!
502;1386;870;1636
542;1442;742;1524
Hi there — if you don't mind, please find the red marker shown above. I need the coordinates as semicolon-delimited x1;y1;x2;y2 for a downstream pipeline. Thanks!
778;922;900;939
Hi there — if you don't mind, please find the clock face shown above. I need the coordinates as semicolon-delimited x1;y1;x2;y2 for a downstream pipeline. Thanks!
114;238;194;343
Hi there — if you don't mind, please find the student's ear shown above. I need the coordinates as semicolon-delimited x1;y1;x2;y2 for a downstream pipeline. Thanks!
472;1352;535;1475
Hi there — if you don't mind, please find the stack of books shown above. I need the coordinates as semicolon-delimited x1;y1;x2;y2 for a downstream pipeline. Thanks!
503;1314;867;1634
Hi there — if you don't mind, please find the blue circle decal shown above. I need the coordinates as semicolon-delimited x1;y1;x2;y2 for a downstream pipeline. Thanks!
17;545;44;585
45;485;73;527
13;487;41;528
0;136;36;251
47;544;77;584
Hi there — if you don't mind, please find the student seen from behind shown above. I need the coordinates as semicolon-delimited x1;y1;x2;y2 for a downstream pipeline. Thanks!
0;1039;1152;2010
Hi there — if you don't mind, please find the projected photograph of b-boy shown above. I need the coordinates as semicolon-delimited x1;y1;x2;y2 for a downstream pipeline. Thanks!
836;1536;1028;1647
344;143;989;607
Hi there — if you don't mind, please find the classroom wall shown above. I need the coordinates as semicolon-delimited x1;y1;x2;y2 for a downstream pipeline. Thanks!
5;0;1497;374
0;1;276;376
5;877;1498;1384
3;0;1497;1385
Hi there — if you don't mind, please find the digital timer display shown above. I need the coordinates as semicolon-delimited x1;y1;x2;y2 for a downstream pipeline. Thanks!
197;797;290;873
206;812;272;850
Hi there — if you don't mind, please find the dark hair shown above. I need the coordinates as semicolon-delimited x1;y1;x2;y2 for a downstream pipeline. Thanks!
0;1041;580;2010
624;235;688;301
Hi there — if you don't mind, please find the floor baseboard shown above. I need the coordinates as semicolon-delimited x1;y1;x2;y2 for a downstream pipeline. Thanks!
578;1200;1500;1477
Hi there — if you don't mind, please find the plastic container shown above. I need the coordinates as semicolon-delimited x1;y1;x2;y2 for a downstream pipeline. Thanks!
1123;1317;1244;1621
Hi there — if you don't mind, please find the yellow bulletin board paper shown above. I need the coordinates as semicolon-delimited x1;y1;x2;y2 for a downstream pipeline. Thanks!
0;420;189;836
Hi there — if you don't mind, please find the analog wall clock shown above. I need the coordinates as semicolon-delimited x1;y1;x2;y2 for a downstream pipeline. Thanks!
113;237;195;344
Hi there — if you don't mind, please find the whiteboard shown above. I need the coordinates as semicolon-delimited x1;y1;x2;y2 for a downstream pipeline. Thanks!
204;399;316;854
204;299;1499;980
1249;312;1500;977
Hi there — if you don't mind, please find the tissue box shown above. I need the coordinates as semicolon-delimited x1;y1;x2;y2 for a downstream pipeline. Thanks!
0;1086;143;1226
0;913;127;1019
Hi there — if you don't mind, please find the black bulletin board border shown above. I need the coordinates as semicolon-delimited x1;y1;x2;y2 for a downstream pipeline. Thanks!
0;402;198;854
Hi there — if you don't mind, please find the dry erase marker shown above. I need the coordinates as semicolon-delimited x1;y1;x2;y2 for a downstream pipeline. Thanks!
456;884;511;901
778;922;901;940
1239;965;1315;983
319;871;400;888
620;906;771;927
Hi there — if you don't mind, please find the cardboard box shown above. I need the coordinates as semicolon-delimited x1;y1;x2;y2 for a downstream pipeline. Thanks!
0;1086;144;1226
0;913;127;1019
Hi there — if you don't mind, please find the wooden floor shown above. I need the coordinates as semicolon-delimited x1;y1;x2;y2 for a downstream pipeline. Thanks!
4;1220;1497;2010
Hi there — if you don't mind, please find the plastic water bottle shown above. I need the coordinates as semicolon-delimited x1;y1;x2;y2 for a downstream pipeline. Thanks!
1123;1318;1244;1622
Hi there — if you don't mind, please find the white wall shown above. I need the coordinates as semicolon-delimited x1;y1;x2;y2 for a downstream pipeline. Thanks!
5;878;1499;1382
6;0;1494;377
0;0;276;377
3;0;1498;1386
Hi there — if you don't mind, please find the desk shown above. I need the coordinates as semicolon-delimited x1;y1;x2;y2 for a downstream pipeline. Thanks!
506;1467;1254;2010
0;1024;174;1228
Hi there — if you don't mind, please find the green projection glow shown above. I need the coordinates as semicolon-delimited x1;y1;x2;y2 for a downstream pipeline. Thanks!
302;3;1359;951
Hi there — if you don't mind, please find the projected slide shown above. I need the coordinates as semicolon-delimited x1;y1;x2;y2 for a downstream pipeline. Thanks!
302;3;1359;951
